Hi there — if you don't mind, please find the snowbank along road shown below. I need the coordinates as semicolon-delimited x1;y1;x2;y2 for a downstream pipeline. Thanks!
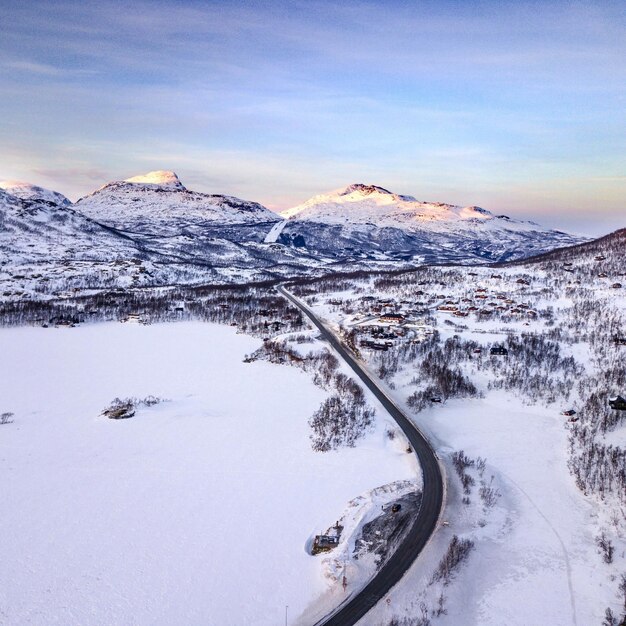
277;286;445;626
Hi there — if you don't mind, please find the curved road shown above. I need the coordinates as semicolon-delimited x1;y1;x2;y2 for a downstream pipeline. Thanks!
277;286;444;626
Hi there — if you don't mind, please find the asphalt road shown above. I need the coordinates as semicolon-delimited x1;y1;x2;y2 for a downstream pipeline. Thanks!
277;286;444;626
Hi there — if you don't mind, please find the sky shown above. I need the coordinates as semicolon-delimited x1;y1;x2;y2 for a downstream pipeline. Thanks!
0;0;624;235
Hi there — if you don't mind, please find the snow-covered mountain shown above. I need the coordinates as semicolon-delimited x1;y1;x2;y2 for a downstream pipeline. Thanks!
0;187;135;264
75;170;279;233
277;184;584;263
0;180;71;207
0;174;324;298
0;174;596;301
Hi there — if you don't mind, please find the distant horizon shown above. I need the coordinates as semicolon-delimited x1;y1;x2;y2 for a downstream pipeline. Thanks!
1;0;624;237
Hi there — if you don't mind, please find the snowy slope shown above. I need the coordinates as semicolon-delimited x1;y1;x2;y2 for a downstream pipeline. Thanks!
278;184;584;263
0;188;138;265
0;180;72;207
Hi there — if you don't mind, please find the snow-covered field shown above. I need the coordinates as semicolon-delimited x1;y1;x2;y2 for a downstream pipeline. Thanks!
0;322;414;626
367;392;609;626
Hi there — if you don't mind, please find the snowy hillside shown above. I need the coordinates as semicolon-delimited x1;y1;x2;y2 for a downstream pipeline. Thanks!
278;184;584;263
0;188;162;296
0;188;133;263
0;179;71;207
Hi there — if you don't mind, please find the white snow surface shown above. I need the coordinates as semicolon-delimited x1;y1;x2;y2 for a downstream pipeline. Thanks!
363;394;606;626
281;183;562;235
0;321;414;626
264;219;288;243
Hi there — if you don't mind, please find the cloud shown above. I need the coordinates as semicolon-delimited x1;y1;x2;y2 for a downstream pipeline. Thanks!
2;60;98;78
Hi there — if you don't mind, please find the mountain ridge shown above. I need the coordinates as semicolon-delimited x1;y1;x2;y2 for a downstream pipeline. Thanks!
0;171;598;301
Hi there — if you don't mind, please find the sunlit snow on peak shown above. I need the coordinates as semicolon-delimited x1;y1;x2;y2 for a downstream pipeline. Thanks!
124;170;184;189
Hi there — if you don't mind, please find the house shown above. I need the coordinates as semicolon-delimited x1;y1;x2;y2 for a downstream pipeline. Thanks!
611;283;622;289
379;313;405;323
595;255;606;261
516;278;530;285
613;337;626;346
361;340;389;351
490;346;508;356
312;535;339;555
561;409;576;417
609;396;626;411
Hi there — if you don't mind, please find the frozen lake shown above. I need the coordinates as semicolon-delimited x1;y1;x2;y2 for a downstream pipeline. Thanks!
0;321;413;625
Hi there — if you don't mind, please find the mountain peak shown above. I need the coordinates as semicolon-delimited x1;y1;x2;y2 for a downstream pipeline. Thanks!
123;170;185;190
341;183;393;197
0;180;71;206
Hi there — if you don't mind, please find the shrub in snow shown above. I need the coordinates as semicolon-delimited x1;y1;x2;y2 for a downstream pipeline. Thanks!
309;392;375;452
0;412;14;425
102;396;163;420
102;398;136;420
595;531;614;564
431;535;474;585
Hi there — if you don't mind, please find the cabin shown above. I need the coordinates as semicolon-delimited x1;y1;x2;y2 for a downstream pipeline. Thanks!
561;409;576;417
312;535;339;555
490;346;508;356
609;396;626;411
613;337;626;346
516;278;530;285
611;283;622;289
379;313;405;323
361;340;389;351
